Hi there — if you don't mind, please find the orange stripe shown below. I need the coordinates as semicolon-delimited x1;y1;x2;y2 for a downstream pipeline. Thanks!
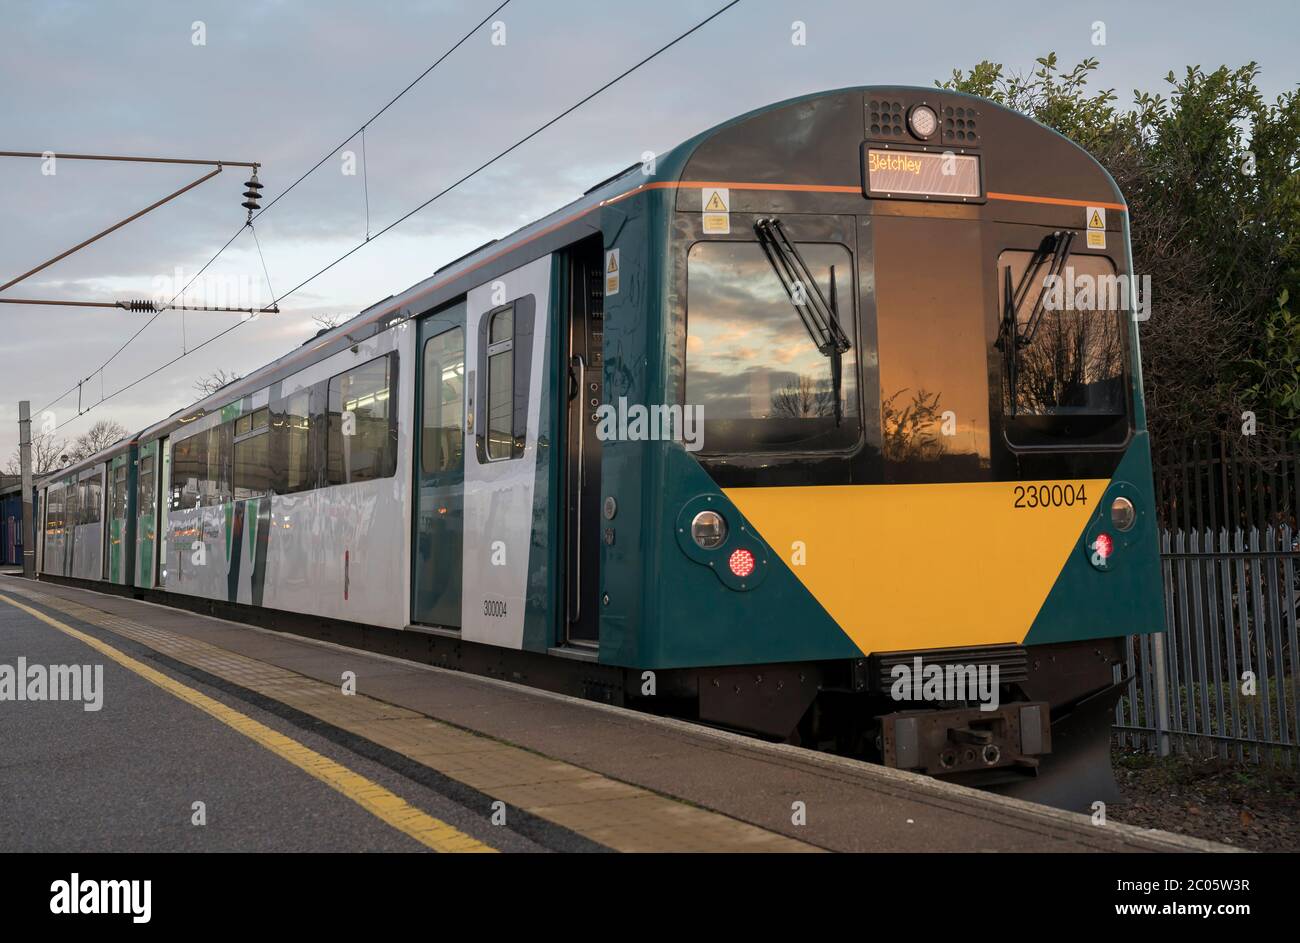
613;180;1126;207
988;191;1126;212
676;180;862;194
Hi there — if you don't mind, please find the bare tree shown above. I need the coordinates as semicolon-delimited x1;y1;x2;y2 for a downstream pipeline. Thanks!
4;430;68;476
771;375;835;418
194;369;241;397
312;313;345;332
65;420;129;463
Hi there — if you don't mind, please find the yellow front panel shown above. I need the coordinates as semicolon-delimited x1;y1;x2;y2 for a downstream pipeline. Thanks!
725;480;1107;655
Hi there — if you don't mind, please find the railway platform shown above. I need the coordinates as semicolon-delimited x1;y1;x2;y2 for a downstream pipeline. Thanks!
0;575;1226;853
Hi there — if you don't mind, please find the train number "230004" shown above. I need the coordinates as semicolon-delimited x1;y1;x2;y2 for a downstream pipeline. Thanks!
1012;483;1088;509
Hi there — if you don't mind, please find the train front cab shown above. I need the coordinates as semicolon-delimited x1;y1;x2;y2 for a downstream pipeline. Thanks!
594;87;1164;807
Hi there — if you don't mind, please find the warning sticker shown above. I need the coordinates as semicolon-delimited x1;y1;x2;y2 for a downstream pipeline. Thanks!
1086;205;1106;249
702;187;730;234
605;248;620;297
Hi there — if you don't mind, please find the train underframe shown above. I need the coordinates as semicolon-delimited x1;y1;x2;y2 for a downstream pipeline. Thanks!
41;573;1123;812
651;637;1126;811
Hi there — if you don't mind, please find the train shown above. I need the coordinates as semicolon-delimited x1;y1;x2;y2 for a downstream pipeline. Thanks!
32;85;1165;810
0;480;24;567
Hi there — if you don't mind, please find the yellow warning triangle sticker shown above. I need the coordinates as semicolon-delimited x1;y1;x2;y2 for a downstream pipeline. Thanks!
705;191;727;212
607;254;618;272
1088;210;1103;228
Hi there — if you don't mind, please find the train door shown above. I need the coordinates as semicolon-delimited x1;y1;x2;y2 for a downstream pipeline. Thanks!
63;477;78;576
158;435;170;584
460;255;552;648
872;214;993;483
135;442;157;589
563;237;605;646
106;456;131;584
34;490;43;575
411;302;467;628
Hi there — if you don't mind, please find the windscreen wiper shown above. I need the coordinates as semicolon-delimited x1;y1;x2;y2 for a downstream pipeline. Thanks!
828;264;844;425
753;217;852;357
996;230;1075;353
1016;230;1074;348
996;230;1074;417
753;217;850;425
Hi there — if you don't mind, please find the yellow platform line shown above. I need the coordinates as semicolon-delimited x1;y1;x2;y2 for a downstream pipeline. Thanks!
0;592;494;853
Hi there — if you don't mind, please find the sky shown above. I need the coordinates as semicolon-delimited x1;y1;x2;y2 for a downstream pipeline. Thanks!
1;0;1297;467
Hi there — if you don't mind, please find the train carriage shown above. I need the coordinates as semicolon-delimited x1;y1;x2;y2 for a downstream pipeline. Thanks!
39;461;105;580
35;85;1165;808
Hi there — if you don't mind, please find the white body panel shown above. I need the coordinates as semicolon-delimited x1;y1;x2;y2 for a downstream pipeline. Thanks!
160;321;416;629
70;520;103;581
262;478;408;627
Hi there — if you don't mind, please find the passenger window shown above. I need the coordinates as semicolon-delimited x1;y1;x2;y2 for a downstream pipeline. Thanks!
67;483;80;527
138;453;156;515
281;391;312;493
234;407;271;500
46;486;61;532
170;434;203;510
485;307;514;461
171;424;232;507
111;465;127;521
84;478;101;525
422;328;466;474
327;354;396;485
206;424;232;505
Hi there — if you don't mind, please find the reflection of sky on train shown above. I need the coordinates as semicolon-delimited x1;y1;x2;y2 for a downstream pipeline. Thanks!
1;0;1294;461
687;243;854;421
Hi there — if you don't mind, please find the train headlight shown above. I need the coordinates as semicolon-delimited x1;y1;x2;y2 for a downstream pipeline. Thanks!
691;510;727;549
1110;496;1136;532
908;104;938;140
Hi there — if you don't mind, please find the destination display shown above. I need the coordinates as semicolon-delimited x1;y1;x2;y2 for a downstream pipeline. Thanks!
865;148;982;199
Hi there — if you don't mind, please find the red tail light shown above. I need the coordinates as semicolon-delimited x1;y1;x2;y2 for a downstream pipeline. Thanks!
1092;532;1114;559
728;547;755;578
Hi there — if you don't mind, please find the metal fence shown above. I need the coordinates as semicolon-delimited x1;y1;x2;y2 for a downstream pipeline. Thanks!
1113;525;1300;766
1154;434;1300;534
